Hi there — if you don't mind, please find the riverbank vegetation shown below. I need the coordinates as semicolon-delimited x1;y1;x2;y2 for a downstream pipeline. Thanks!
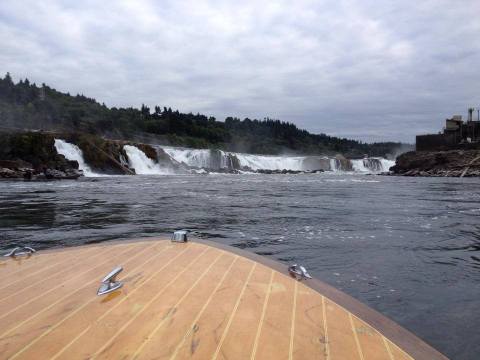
0;73;409;158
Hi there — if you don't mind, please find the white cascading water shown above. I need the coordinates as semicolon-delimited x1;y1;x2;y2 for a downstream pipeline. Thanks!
380;159;395;172
235;154;305;171
162;147;216;168
329;158;340;172
124;145;171;175
159;145;393;173
351;158;395;173
351;159;369;173
54;139;97;177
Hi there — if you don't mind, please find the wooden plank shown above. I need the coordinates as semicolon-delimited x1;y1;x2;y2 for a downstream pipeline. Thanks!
0;241;162;359
253;271;295;360
0;247;96;286
77;246;220;359
324;298;361;359
387;339;414;360
213;264;272;360
291;282;327;360
12;242;193;360
134;255;248;360
0;242;135;334
48;243;203;360
0;240;444;360
0;246;105;305
0;245;91;277
168;258;255;360
351;315;391;360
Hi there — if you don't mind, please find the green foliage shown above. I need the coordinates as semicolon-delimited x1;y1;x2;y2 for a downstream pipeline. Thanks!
0;131;57;167
0;74;409;157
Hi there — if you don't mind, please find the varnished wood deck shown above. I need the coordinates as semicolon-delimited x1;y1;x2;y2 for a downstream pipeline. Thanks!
0;239;447;360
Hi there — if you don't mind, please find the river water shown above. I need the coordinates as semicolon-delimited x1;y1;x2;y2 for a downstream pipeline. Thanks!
0;173;479;359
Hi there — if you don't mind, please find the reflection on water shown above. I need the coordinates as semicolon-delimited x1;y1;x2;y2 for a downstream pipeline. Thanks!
0;174;479;359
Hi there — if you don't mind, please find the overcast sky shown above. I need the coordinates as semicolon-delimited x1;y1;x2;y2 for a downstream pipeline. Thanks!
1;0;479;142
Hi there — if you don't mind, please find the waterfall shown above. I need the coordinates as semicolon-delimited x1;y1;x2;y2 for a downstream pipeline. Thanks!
234;154;305;171
162;147;213;168
161;147;239;170
380;159;395;172
351;159;369;172
351;158;395;173
54;139;97;177
329;158;340;172
124;145;171;175
52;141;395;176
158;145;394;174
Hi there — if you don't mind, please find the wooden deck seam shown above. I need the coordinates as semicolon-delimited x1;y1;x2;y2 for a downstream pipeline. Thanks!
0;246;97;291
7;242;162;360
349;312;365;360
322;296;330;360
49;243;190;360
212;262;258;360
130;250;225;359
339;297;415;360
389;339;415;360
250;269;274;360
0;246;107;304
289;279;298;360
0;245;94;278
169;255;240;360
263;268;416;359
91;246;213;359
383;336;395;360
0;243;136;326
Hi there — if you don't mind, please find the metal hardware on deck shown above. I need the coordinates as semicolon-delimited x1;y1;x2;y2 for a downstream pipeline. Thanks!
4;246;36;257
97;266;123;296
171;230;188;242
288;264;312;280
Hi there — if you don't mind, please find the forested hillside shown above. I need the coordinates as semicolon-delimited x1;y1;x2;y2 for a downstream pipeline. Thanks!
0;73;409;157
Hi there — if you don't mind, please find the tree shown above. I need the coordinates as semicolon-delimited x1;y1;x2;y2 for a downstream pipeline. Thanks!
4;72;13;84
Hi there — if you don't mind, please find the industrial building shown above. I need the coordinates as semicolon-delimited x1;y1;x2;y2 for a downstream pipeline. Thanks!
416;109;480;151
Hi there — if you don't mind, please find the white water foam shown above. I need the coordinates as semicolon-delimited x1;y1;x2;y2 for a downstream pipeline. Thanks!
124;145;171;175
380;159;395;172
159;145;394;173
351;158;395;173
162;147;217;168
235;154;305;171
329;158;340;172
351;159;369;173
54;139;97;177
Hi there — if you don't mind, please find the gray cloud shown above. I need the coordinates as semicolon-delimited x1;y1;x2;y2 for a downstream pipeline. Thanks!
1;0;479;142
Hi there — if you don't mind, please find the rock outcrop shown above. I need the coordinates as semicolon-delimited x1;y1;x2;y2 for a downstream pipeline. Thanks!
0;131;165;180
66;134;159;174
0;132;83;180
389;150;480;177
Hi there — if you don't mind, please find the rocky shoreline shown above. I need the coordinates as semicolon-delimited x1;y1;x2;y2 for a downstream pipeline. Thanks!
388;150;480;177
8;131;475;179
0;131;159;180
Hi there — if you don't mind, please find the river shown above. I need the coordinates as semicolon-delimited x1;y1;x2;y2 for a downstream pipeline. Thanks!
0;173;479;359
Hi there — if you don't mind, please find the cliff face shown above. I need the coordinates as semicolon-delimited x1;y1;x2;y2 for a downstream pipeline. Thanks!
390;150;480;177
0;131;161;179
61;133;163;175
0;132;82;179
